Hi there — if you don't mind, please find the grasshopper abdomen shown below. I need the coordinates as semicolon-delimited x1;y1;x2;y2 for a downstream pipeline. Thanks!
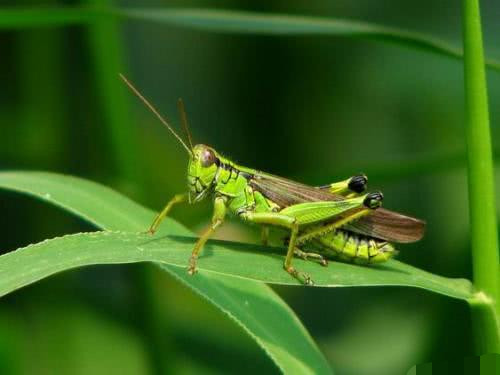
313;229;396;264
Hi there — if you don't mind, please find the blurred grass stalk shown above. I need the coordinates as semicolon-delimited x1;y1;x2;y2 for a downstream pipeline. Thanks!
83;0;141;188
462;0;500;353
83;0;173;372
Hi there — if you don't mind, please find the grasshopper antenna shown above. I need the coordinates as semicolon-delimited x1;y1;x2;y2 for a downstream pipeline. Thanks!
177;98;194;150
119;73;193;156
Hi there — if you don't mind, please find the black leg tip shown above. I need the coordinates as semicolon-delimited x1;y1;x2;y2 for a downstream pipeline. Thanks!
364;191;383;209
348;174;368;193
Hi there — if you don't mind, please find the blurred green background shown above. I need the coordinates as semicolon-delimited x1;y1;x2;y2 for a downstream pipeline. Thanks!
1;1;499;374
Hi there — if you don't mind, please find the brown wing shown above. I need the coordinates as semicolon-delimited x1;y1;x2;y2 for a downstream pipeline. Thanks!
250;172;425;243
249;172;344;208
344;208;425;243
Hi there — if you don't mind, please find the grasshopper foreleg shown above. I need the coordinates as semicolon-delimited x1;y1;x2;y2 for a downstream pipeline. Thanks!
188;196;227;275
148;193;188;234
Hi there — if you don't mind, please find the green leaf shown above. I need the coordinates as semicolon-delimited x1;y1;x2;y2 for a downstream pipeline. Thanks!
0;8;95;29
462;0;500;353
0;171;332;375
0;229;473;300
0;171;474;300
120;8;500;72
0;7;499;72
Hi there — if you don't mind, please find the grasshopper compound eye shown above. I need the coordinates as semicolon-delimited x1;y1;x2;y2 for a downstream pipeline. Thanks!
201;149;216;167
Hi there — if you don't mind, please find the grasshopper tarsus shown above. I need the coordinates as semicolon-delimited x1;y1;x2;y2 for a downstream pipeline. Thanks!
187;255;198;275
285;265;314;286
302;273;314;286
140;227;156;236
294;248;328;267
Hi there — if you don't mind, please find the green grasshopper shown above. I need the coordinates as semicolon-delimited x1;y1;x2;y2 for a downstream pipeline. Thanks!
121;74;425;285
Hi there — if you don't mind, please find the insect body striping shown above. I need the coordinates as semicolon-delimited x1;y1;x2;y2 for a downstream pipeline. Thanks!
313;229;395;264
210;152;396;264
208;153;276;216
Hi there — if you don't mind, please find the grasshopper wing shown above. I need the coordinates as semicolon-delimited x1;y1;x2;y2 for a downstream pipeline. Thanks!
250;172;425;243
344;208;425;243
249;172;344;208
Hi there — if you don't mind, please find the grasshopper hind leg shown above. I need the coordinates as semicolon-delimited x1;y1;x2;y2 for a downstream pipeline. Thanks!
240;211;314;285
318;174;368;196
286;266;314;286
284;236;328;267
293;247;328;267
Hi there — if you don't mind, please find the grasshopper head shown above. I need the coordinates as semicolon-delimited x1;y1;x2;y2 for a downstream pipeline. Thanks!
187;144;219;202
118;75;216;203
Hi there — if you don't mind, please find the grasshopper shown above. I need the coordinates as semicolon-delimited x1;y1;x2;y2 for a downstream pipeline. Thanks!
121;74;425;285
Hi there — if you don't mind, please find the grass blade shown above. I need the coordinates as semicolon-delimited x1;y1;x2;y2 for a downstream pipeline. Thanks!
0;171;332;375
119;8;500;72
84;0;142;187
0;230;474;300
0;171;474;301
0;7;94;29
0;7;499;72
462;0;500;353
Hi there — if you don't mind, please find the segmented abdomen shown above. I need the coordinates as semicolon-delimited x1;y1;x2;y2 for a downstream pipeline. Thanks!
312;229;396;264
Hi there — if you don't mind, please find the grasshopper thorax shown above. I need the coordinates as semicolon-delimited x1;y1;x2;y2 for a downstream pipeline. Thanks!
187;144;220;203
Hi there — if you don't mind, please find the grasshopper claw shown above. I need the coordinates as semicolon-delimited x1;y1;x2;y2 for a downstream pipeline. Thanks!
285;266;314;286
304;277;315;286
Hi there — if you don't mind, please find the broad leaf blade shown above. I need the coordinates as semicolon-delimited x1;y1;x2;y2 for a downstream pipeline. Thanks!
0;171;331;375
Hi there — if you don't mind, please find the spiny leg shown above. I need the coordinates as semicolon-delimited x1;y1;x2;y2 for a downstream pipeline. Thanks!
293;247;328;267
240;211;313;285
317;174;368;197
148;193;188;234
283;236;328;266
241;193;383;285
283;220;313;285
188;196;227;275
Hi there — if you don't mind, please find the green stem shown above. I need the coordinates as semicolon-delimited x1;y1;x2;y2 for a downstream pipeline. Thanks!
83;0;140;189
82;0;171;370
462;0;500;353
